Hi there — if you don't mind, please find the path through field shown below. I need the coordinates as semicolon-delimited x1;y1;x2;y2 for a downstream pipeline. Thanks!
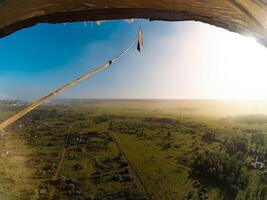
49;147;66;199
109;132;151;200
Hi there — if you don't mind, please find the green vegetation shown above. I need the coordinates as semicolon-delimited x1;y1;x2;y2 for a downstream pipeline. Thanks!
0;99;267;199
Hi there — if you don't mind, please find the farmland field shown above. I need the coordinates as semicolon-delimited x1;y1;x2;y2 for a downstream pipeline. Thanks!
0;99;267;199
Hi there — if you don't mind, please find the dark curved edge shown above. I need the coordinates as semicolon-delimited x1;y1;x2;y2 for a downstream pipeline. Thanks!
0;8;267;47
0;8;207;37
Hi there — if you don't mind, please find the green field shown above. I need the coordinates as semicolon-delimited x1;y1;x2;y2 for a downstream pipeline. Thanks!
0;99;267;200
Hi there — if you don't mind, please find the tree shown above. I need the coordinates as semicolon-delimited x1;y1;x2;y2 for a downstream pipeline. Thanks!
191;150;248;195
167;131;171;138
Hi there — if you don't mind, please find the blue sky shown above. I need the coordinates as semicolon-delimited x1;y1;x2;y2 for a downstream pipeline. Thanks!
1;20;267;100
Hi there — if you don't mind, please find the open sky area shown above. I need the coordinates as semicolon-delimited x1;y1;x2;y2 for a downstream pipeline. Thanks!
0;20;267;101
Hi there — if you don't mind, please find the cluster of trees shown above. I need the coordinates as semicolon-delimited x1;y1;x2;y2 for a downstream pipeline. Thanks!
92;115;109;124
248;132;267;159
191;151;249;194
92;156;131;184
144;117;175;125
235;114;267;124
111;121;146;137
202;131;216;144
251;132;265;148
225;136;248;158
58;177;83;199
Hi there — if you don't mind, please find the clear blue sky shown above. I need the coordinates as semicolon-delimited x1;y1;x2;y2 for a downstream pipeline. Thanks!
1;20;267;100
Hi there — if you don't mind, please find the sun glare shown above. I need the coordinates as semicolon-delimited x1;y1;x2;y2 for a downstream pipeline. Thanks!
150;23;267;100
217;34;267;100
173;23;267;100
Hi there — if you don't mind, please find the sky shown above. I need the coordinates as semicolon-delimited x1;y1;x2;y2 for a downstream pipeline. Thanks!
0;20;267;101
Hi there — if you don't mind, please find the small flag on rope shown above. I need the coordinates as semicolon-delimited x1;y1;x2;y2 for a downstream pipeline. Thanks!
96;21;102;26
137;28;143;53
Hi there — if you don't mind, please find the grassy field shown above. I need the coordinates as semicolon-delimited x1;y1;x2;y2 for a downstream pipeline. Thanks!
0;99;267;199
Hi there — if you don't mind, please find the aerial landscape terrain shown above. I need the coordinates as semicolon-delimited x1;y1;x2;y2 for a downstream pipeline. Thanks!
1;0;267;199
1;7;267;199
0;99;266;200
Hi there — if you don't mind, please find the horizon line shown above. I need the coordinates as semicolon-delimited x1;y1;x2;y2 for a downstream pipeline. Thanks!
2;98;267;102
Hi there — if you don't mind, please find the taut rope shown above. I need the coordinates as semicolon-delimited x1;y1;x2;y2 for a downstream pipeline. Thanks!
0;29;142;131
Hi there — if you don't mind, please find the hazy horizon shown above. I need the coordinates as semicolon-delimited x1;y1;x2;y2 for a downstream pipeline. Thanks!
3;98;267;117
5;98;267;102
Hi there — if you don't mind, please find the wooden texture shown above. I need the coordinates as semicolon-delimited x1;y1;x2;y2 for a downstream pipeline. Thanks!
0;1;267;46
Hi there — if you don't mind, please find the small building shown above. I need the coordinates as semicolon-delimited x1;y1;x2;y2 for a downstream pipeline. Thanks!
39;189;47;194
251;157;265;169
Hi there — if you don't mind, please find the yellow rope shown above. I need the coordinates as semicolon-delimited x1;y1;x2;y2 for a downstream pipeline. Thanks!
0;32;139;131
